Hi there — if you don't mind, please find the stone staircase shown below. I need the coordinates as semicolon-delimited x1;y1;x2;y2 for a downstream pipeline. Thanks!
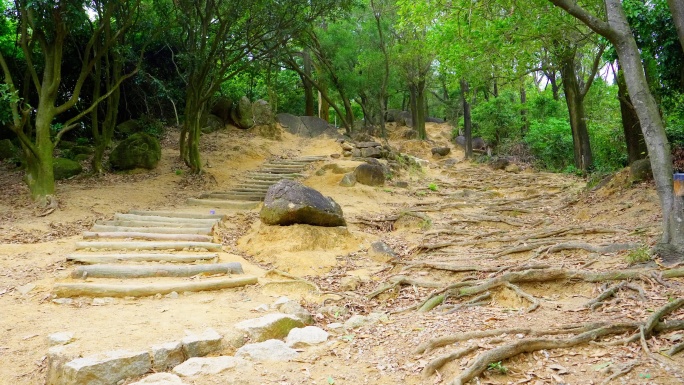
54;210;256;298
187;156;327;209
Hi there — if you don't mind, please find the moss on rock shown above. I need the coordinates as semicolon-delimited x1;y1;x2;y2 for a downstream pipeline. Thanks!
53;158;83;180
109;133;161;170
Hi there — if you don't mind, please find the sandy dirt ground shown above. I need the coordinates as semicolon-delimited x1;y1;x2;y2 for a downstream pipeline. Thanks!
0;122;682;385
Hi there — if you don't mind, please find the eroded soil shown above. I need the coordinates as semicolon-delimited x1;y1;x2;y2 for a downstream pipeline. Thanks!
0;123;682;385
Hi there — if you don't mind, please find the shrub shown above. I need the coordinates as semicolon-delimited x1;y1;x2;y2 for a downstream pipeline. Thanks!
525;118;574;171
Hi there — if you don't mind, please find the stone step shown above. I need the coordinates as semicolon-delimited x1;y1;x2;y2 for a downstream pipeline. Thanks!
114;213;219;226
244;173;300;180
91;224;213;235
259;168;306;174
75;241;222;251
187;198;260;210
234;180;275;187
66;253;220;264
97;219;214;229
230;187;270;194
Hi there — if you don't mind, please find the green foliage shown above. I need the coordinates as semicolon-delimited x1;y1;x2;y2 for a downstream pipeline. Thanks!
428;182;438;191
626;246;651;265
525;118;574;172
487;361;508;375
663;92;684;147
137;115;165;138
0;83;19;125
585;79;626;171
471;90;522;146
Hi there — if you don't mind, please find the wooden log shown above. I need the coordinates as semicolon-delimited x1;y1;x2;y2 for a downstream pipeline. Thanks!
71;263;244;278
82;231;213;242
114;213;219;225
186;199;260;209
75;241;222;251
97;219;213;228
67;253;219;264
200;193;263;201
128;210;225;220
91;225;213;235
53;276;258;297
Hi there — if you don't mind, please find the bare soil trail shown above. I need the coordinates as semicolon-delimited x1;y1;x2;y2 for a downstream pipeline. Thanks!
0;123;682;385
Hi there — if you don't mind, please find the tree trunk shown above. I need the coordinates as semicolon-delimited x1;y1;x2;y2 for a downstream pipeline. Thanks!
181;88;203;173
302;50;315;116
545;71;560;101
667;0;684;53
415;79;427;139
409;84;418;129
616;63;647;164
520;85;528;134
319;90;330;122
560;52;593;171
461;79;473;159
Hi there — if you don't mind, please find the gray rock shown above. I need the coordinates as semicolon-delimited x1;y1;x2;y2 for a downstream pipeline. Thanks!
115;119;141;137
53;158;83;180
109;133;161;170
361;146;382;158
277;113;305;135
260;179;346;227
172;356;244;377
343;313;389;330
285;326;329;348
339;173;356;187
505;164;521;173
202;114;225;134
62;350;151;385
341;142;354;151
490;157;510;170
630;158;652;182
351;148;362;157
46;345;80;385
235;340;298;362
368;241;397;262
129;373;187;385
403;129;418;139
394;181;409;188
232;96;254;129
252;99;275;126
234;313;305;342
342;150;353;157
48;332;75;347
150;341;185;371
356;141;381;149
300;116;336;137
353;163;385;186
210;97;233;124
454;136;487;151
181;329;222;358
276;301;314;325
431;147;451;157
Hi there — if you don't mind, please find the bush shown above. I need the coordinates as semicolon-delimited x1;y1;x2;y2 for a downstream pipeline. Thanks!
138;115;165;138
471;90;522;146
525;118;574;171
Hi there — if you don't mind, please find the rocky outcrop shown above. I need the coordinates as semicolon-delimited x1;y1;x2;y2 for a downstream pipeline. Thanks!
109;133;161;170
353;162;385;186
260;180;346;227
231;96;254;129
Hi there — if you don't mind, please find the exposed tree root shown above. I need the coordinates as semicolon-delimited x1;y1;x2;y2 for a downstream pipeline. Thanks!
668;341;684;356
581;282;646;310
422;345;479;378
547;242;640;254
504;282;540;312
443;292;491;314
599;360;638;385
437;300;684;385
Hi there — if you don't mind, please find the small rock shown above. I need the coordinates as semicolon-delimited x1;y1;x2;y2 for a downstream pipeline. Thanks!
340;276;362;291
344;313;388;330
48;332;75;347
505;164;521;173
62;350;151;385
276;302;314;325
235;340;298;362
339;173;356;187
490;157;510;170
16;283;36;295
394;181;409;188
367;241;398;262
173;356;244;377
92;297;116;306
327;323;344;331
165;291;179;299
260;179;346;227
52;298;75;305
129;373;187;385
286;326;329;348
431;147;451;157
272;296;291;308
254;304;270;312
352;148;362;157
330;153;341;159
353;163;385;186
360;146;382;158
356;141;381;148
342;151;353;157
150;341;185;371
341;142;354;151
234;313;305;342
181;329;222;358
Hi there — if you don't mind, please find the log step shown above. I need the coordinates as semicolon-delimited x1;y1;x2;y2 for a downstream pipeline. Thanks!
186;198;260;210
201;193;264;201
53;276;258;298
75;241;222;251
245;173;302;179
82;231;213;242
114;213;219;225
97;219;213;229
259;168;307;174
67;253;219;264
127;210;225;220
91;224;213;235
71;263;244;279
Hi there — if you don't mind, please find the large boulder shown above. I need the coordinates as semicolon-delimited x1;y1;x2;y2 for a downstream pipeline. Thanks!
231;96;254;129
277;113;306;135
252;100;275;126
353;162;385;186
53;158;83;180
300;116;336;137
115;119;141;138
202;114;225;134
0;139;17;160
630;158;652;182
109;133;161;170
260;179;346;227
210;97;233;124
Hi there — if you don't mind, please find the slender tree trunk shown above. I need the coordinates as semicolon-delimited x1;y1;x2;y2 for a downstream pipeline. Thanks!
302;51;315;116
667;0;684;53
520;85;528;134
409;84;418;129
461;79;473;159
415;79;427;139
616;63;647;164
545;71;560;101
560;53;593;171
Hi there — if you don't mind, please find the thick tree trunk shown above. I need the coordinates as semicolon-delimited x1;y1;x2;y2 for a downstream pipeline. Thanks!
667;0;684;53
616;63;647;164
560;53;593;171
181;89;203;173
409;84;418;129
461;79;473;159
319;90;330;122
